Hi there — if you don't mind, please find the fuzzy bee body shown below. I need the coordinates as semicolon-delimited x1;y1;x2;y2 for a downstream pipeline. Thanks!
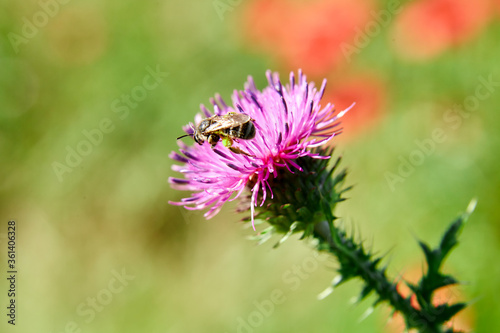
208;114;255;139
178;112;256;156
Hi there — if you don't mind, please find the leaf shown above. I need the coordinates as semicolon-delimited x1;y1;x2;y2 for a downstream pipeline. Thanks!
439;217;464;262
358;284;374;302
426;273;458;291
433;303;467;324
419;241;440;273
439;199;476;264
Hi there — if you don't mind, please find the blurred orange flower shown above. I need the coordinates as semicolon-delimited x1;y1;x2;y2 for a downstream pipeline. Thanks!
391;0;492;60
322;73;387;141
242;0;375;76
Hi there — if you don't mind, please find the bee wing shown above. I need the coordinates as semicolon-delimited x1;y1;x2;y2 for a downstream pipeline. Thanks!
229;113;252;123
204;113;251;132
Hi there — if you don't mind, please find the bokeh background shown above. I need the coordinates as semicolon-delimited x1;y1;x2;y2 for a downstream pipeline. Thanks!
1;0;499;332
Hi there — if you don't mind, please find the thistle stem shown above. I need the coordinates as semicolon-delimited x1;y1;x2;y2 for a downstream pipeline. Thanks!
313;221;445;333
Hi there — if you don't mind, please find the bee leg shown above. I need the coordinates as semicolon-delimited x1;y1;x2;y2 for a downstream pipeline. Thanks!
229;146;254;157
222;136;254;157
221;136;234;148
208;134;220;147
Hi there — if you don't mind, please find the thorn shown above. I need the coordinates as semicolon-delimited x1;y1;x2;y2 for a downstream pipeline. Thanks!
317;275;342;300
358;307;374;323
275;223;297;247
317;286;334;300
457;280;472;286
332;274;343;286
465;296;482;306
257;233;271;245
466;198;477;216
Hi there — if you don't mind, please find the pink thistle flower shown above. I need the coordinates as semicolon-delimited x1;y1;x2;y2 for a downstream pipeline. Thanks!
169;70;353;230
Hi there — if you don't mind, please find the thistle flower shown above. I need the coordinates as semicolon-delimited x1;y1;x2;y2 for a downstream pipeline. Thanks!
169;70;353;230
168;70;473;333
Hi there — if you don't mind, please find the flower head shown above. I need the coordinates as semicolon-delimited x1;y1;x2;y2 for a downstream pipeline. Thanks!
169;70;352;230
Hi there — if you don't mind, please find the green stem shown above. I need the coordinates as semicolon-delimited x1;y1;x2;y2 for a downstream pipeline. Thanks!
313;221;445;333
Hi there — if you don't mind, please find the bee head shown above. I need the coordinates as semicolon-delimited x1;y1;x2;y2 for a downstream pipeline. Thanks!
193;132;205;145
177;123;196;142
193;119;212;145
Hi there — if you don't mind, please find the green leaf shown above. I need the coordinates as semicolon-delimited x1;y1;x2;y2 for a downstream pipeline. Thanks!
419;241;440;273
426;273;458;291
370;257;382;270
439;218;464;261
433;303;467;324
358;284;374;302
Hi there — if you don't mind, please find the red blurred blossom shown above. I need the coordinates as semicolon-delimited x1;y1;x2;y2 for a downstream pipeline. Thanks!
242;0;375;76
322;73;386;141
391;0;492;60
384;266;474;332
495;0;500;17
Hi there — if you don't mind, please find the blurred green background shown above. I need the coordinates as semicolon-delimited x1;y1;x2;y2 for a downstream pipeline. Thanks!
1;0;499;332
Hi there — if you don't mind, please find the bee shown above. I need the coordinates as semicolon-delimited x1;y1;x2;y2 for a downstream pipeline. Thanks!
177;112;256;156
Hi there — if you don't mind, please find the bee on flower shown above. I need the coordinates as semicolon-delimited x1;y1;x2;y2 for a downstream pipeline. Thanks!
169;70;353;230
